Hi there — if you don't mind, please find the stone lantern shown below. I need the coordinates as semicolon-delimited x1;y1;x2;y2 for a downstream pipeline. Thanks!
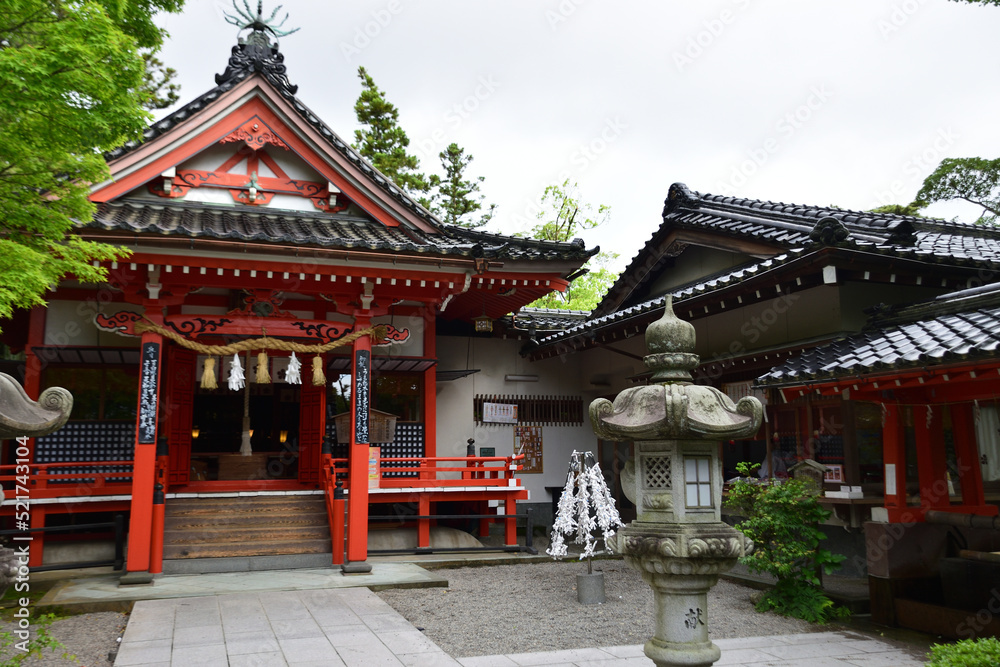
590;296;762;667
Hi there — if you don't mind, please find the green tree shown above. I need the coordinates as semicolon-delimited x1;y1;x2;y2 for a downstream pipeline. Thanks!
0;0;185;329
524;180;616;311
429;143;494;228
352;66;429;197
142;52;181;109
869;201;926;217
916;157;1000;225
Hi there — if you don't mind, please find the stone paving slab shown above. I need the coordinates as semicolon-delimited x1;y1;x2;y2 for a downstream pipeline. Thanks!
109;574;929;667
40;563;447;612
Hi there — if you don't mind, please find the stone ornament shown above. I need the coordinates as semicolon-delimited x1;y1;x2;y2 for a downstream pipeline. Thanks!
0;373;73;440
588;295;762;667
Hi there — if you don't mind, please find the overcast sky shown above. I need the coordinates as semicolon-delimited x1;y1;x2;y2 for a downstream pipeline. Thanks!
155;1;1000;271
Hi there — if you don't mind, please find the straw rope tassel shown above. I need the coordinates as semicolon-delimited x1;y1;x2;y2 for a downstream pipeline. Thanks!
201;356;218;390
312;355;326;386
256;350;271;384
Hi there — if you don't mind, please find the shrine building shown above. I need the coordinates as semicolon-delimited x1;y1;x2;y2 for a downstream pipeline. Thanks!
0;15;597;574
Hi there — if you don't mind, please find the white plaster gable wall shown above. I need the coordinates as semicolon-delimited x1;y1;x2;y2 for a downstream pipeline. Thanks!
45;299;142;348
436;335;601;501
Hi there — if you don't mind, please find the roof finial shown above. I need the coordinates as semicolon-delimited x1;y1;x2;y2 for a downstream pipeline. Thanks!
224;0;300;48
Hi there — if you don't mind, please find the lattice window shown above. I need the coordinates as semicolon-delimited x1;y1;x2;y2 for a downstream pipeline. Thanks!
380;423;424;478
34;421;134;484
326;422;425;478
473;394;583;426
644;456;672;489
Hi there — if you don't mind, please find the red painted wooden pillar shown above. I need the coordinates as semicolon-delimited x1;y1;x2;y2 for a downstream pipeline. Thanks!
504;497;517;546
346;315;372;565
881;404;909;522
913;404;949;511
423;308;436;459
126;317;164;573
418;494;431;548
24;307;46;566
951;403;987;509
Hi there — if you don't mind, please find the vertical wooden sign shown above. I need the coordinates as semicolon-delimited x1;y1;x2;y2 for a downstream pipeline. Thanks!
138;341;160;444
354;349;370;444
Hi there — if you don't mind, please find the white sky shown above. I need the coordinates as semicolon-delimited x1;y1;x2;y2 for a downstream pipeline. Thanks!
155;1;1000;272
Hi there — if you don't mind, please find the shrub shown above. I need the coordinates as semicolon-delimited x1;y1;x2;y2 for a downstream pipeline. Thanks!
926;638;1000;667
725;461;846;623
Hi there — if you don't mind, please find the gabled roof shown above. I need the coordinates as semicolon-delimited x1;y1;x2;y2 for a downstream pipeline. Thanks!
91;34;595;266
86;200;593;263
757;282;1000;388
593;182;1000;318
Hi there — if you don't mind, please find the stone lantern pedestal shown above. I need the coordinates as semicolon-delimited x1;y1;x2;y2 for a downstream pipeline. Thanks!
591;297;762;667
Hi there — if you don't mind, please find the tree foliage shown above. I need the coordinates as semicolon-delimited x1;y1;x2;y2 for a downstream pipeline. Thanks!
352;66;429;197
725;462;847;623
916;157;1000;225
0;0;185;328
428;143;494;228
524;180;615;312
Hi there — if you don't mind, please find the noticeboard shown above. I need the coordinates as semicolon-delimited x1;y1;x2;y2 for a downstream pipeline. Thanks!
137;341;160;444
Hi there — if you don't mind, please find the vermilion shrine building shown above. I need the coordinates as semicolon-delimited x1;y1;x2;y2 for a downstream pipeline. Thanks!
0;22;595;574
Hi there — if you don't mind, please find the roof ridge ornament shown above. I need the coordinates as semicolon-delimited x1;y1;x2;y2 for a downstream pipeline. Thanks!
809;215;850;246
215;1;300;95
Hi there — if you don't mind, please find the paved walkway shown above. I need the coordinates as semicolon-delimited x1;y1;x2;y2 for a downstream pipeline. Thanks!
114;586;928;667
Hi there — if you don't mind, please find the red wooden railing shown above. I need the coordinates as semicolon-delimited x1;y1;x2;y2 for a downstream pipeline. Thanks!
0;462;134;498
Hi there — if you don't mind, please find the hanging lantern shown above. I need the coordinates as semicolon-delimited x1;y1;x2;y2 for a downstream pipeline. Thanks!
474;314;493;333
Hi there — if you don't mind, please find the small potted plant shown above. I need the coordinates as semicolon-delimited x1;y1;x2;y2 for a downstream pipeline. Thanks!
548;450;624;604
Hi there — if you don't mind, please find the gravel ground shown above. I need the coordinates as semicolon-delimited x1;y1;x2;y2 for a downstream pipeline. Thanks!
376;559;818;658
0;611;127;666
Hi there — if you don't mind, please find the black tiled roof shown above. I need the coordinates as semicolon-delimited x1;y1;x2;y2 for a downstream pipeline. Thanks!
507;307;591;332
87;200;595;262
757;283;1000;387
95;38;597;263
535;251;804;345
592;182;1000;318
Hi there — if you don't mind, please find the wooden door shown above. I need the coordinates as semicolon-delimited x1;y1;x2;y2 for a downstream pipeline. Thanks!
166;347;196;484
298;375;326;485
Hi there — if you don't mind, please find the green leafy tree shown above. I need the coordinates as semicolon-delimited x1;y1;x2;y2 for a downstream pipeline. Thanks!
916;157;1000;225
141;52;181;109
524;180;615;311
725;462;847;623
429;143;494;228
869;201;926;217
352;66;429;197
0;0;185;330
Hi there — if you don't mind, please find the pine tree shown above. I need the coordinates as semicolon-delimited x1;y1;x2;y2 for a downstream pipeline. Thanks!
430;143;495;228
352;66;428;196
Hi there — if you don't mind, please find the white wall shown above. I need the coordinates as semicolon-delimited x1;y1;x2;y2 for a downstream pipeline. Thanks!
435;335;601;502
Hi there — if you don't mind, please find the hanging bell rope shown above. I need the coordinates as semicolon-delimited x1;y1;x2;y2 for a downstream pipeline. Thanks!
240;352;252;456
134;319;387;356
256;350;271;384
312;355;326;387
201;356;218;390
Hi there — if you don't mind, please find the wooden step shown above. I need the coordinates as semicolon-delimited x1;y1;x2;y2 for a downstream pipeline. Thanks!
163;538;332;559
163;494;332;560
